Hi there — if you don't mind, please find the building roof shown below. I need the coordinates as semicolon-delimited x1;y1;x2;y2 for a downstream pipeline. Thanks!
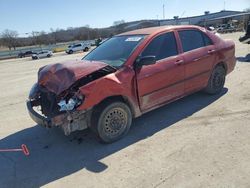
206;12;250;21
159;10;243;22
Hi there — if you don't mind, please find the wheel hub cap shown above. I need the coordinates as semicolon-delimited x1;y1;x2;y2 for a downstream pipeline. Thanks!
104;108;127;136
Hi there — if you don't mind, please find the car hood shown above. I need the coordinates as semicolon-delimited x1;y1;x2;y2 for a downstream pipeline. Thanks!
38;60;109;95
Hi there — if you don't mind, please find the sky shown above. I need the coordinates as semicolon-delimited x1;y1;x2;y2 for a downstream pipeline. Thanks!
0;0;249;36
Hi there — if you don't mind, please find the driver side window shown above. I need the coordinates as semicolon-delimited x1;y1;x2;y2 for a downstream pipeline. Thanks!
141;32;178;61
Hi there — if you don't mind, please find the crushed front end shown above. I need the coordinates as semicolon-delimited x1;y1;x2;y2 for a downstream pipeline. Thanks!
27;83;90;135
26;60;116;135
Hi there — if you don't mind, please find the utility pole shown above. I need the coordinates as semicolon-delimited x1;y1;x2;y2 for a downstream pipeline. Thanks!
163;4;165;19
223;0;226;10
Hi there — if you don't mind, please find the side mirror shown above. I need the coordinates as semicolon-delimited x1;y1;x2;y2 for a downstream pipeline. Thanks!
136;56;156;68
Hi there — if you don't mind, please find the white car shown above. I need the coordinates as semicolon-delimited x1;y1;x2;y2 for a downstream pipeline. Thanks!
65;42;91;54
32;50;53;60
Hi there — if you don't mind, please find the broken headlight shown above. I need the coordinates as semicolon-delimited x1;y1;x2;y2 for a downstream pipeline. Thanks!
58;94;84;112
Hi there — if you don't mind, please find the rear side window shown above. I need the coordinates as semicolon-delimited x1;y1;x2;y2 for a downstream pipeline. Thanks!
179;30;213;52
202;33;213;46
142;32;178;61
179;30;205;52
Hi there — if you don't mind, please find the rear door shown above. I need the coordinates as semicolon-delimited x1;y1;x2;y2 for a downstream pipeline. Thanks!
177;29;215;93
136;32;185;111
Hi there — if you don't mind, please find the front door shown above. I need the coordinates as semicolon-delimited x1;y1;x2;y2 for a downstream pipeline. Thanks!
135;32;185;111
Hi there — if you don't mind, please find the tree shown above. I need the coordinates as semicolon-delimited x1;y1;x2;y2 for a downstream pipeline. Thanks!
31;31;48;46
50;28;61;44
1;29;18;50
113;20;125;26
244;8;250;12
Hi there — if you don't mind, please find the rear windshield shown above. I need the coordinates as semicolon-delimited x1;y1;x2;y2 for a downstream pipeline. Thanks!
83;35;146;68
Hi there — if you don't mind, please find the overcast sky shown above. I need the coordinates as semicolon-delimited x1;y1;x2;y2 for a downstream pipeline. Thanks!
0;0;249;36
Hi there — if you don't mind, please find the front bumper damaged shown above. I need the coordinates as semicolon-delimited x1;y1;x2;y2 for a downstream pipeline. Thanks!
26;100;91;135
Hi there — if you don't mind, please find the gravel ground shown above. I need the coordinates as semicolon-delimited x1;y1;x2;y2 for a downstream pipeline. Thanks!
0;32;249;188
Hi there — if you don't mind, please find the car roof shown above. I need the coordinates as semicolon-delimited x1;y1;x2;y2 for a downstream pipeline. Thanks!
117;25;204;36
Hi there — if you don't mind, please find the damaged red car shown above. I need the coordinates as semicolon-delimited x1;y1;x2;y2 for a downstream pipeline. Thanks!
27;25;236;143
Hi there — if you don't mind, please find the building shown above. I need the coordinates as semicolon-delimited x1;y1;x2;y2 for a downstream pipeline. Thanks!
122;10;250;31
159;10;250;26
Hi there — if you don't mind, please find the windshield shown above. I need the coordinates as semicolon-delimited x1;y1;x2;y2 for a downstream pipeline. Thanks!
83;35;146;67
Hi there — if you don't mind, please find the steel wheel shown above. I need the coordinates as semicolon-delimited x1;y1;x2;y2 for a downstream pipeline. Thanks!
212;70;225;91
93;102;132;143
103;107;128;137
204;65;226;94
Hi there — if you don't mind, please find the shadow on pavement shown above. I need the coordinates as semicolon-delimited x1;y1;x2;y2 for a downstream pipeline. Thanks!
0;88;228;188
237;53;250;62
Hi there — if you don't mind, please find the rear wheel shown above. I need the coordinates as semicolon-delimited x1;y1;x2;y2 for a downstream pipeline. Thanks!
47;54;51;57
91;101;132;143
83;47;89;52
204;65;226;94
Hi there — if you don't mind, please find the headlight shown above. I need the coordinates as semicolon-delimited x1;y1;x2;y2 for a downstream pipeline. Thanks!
58;94;84;112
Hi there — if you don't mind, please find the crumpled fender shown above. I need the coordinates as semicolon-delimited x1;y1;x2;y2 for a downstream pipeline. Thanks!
77;66;141;116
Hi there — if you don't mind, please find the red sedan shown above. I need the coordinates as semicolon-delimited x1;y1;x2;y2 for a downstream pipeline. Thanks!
27;25;236;143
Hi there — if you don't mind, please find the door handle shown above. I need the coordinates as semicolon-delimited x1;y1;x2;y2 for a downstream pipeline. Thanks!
175;59;184;65
208;49;216;54
193;57;203;62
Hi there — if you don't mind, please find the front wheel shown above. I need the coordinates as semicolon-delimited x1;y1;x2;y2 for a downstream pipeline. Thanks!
204;65;226;94
92;102;132;143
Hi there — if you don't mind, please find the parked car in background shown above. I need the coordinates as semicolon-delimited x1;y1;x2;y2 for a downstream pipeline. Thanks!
95;38;103;46
65;42;91;54
99;38;109;45
18;50;34;58
217;24;236;33
27;25;236;143
32;50;53;60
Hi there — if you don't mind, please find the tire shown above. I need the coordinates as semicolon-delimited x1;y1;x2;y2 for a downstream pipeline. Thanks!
83;47;89;52
204;65;226;94
91;101;132;143
69;50;73;54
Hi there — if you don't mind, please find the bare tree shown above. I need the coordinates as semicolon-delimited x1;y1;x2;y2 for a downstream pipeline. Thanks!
31;31;47;46
244;8;250;12
1;29;18;50
50;28;61;44
113;20;125;26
